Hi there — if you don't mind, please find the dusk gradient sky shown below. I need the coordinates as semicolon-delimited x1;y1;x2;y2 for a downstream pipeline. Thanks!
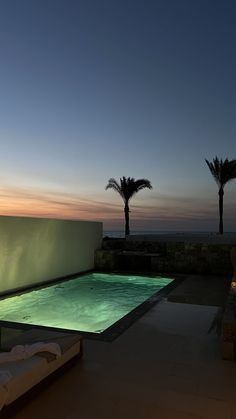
1;0;236;232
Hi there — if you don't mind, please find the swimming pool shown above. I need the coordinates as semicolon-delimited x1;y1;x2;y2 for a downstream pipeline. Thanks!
0;273;173;336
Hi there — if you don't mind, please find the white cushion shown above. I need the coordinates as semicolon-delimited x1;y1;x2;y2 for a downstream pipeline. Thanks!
0;339;81;407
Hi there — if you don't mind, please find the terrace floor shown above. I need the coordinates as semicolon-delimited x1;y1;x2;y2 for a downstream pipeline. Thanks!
4;274;236;419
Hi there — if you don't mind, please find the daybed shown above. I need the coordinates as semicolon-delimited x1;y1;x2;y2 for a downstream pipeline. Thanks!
0;328;83;412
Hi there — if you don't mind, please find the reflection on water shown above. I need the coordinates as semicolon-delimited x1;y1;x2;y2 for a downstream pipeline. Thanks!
0;273;172;333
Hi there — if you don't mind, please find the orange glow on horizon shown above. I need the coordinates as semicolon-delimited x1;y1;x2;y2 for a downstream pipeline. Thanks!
0;185;123;222
0;185;235;231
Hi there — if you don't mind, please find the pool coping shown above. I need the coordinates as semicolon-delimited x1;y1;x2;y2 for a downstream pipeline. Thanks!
0;272;186;342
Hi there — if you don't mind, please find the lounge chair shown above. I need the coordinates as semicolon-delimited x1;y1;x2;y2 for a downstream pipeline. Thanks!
0;328;83;413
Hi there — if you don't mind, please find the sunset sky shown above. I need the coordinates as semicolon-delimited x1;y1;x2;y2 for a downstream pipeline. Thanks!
1;0;236;232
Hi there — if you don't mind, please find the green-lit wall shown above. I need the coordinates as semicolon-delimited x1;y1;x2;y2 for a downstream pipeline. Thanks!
0;215;102;295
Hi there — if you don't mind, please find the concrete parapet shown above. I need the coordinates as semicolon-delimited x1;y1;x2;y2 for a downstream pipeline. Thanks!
0;215;102;295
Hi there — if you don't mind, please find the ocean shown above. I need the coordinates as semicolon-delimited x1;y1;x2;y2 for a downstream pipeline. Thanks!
103;230;220;238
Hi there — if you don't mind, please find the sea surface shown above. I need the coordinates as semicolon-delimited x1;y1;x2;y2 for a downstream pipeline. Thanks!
103;230;172;238
103;230;223;238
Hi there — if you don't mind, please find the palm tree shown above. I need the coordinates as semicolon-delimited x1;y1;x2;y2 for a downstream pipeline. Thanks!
205;157;236;234
105;177;152;236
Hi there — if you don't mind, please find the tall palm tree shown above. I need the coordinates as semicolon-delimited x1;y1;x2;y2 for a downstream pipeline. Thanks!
105;177;152;236
205;157;236;234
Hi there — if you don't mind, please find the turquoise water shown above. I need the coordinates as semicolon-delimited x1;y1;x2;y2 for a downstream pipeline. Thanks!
0;273;173;333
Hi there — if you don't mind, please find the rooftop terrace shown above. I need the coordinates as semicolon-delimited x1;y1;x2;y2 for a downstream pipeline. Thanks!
3;274;236;419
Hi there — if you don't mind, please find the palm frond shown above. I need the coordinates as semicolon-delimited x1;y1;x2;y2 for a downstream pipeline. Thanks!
105;178;122;196
205;158;221;187
206;157;236;188
221;159;236;186
105;176;152;203
134;179;152;192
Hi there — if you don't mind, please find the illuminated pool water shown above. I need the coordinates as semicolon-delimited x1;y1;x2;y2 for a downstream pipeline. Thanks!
0;273;173;333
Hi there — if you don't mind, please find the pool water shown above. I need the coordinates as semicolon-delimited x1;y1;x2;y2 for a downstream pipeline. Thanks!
0;273;173;333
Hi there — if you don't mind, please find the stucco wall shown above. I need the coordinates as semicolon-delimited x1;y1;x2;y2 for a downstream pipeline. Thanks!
96;238;236;275
0;215;102;295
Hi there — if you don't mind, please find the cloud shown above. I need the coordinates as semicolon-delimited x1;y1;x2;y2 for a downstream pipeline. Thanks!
0;185;121;221
0;184;235;231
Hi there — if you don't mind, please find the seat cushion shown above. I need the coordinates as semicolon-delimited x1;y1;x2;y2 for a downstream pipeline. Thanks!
0;330;82;407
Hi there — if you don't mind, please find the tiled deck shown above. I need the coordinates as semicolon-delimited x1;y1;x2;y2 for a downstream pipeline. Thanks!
4;276;236;419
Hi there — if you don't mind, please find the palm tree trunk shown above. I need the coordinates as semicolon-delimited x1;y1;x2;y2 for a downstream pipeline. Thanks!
124;203;130;236
218;187;224;234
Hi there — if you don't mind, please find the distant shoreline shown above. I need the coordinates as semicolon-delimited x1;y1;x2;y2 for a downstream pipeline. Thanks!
104;230;236;238
103;230;236;244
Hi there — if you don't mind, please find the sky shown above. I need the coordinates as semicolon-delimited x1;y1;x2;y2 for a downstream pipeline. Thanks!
0;0;236;232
